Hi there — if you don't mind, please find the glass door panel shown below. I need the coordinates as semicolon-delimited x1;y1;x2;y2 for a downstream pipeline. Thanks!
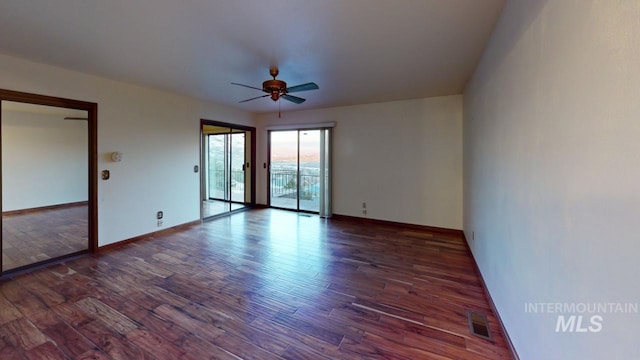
299;130;321;212
230;132;245;204
208;132;228;203
319;128;332;218
270;131;298;210
204;126;231;217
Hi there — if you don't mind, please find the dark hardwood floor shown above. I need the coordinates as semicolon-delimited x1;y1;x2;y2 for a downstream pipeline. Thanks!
2;204;88;271
0;209;511;359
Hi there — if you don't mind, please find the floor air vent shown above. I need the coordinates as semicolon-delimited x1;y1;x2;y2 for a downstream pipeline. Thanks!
467;310;492;340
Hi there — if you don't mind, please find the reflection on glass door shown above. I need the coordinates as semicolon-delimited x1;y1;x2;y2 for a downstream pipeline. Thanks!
202;125;250;218
2;101;89;272
208;131;228;204
269;129;331;215
231;132;245;203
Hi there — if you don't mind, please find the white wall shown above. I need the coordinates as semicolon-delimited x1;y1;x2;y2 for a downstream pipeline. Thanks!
2;110;88;211
256;96;462;230
464;1;640;359
0;53;254;246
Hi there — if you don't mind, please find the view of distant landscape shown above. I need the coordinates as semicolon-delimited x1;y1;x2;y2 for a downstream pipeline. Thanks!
208;133;245;202
207;130;324;212
270;130;321;211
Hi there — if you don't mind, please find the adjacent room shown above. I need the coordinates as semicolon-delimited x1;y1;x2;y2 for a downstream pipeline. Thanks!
1;102;89;271
0;1;638;359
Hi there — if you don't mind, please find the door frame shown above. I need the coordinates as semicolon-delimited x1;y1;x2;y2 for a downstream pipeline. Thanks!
0;89;98;274
200;119;256;219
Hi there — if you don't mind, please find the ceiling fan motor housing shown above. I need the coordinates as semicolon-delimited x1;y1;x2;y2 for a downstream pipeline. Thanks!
263;79;287;101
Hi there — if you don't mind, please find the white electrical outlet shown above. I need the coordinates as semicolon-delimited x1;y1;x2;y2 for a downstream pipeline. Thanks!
157;219;163;227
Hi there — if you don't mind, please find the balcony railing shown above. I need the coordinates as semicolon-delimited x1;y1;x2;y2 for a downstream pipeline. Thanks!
209;170;244;190
270;169;319;200
208;168;321;206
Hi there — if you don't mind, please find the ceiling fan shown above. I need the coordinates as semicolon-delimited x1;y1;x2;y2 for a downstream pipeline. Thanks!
232;67;319;104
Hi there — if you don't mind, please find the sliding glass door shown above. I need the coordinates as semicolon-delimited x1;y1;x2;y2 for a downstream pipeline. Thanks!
202;123;253;218
269;129;331;215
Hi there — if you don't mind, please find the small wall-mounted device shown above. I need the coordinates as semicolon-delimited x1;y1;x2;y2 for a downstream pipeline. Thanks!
111;151;123;162
194;165;199;173
157;211;164;227
101;170;110;180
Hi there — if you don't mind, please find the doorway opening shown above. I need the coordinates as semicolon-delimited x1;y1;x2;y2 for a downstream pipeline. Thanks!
0;89;98;276
201;120;255;219
268;128;331;216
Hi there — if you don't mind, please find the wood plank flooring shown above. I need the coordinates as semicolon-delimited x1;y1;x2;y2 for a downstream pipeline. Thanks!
0;209;512;359
2;204;88;271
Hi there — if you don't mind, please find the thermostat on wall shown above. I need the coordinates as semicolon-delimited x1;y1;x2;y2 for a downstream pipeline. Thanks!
111;151;123;162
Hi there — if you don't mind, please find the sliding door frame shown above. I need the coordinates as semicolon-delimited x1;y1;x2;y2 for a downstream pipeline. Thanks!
0;89;98;275
200;119;256;219
267;128;332;215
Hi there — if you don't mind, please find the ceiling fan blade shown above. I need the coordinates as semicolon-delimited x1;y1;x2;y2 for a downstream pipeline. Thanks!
285;82;319;93
239;94;270;103
231;82;264;91
281;94;306;104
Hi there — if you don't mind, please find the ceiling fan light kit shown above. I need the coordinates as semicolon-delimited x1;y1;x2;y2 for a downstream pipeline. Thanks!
263;67;286;101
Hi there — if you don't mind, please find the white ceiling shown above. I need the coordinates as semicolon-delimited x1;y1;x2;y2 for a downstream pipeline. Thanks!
0;0;505;113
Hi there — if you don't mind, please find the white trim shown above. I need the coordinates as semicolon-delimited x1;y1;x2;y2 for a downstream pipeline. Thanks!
265;122;336;131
